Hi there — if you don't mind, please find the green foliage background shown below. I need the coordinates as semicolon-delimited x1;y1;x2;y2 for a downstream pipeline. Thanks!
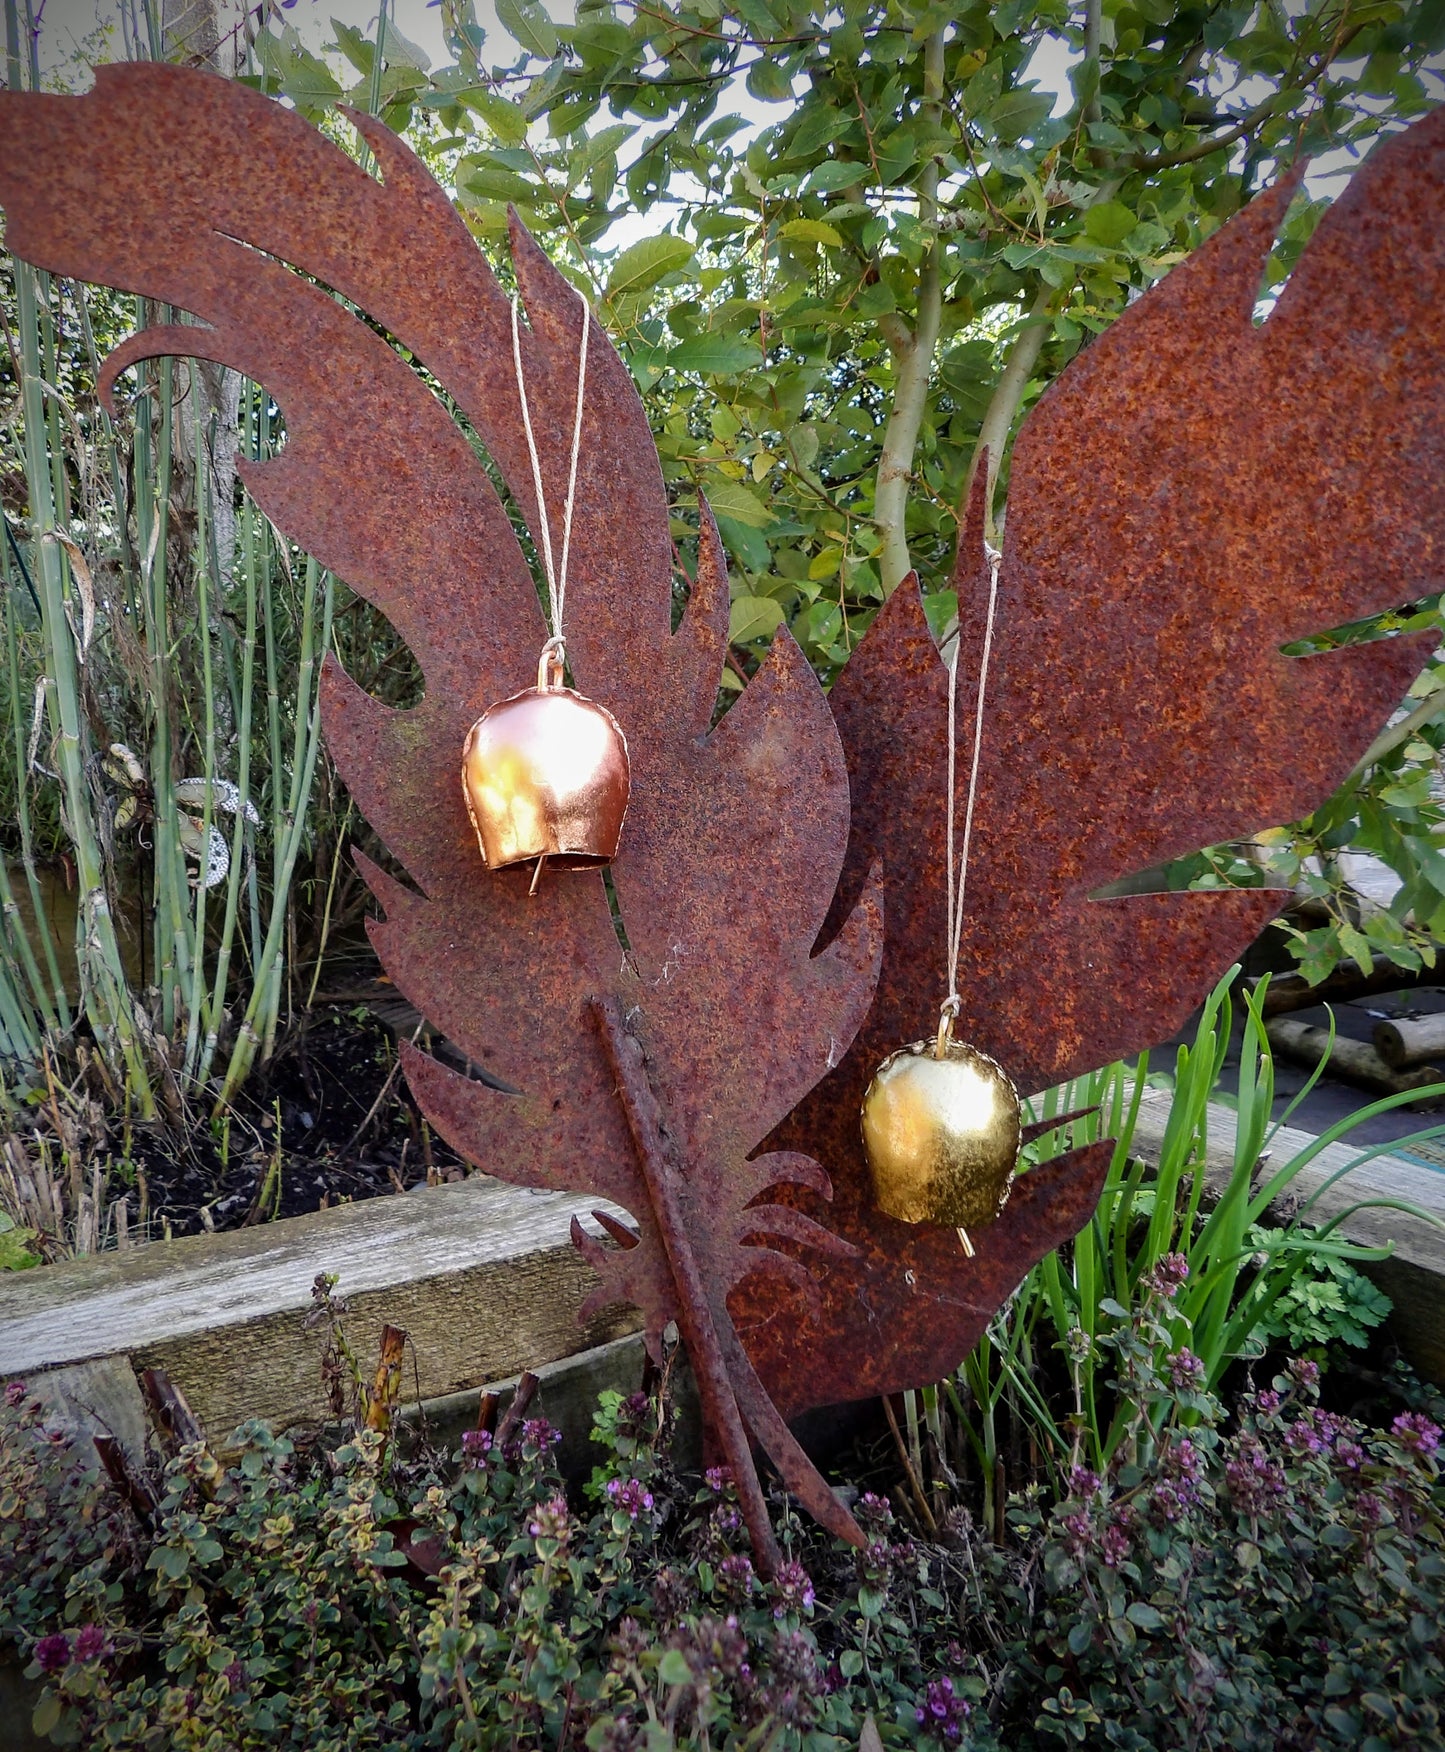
247;0;1445;983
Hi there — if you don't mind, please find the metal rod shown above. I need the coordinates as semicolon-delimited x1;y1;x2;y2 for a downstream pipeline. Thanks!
590;994;781;1577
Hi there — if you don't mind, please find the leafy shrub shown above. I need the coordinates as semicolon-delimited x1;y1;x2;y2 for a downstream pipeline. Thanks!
3;1281;1443;1751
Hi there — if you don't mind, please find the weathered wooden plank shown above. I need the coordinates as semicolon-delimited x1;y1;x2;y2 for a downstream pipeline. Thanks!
0;1177;639;1440
4;1099;1441;1447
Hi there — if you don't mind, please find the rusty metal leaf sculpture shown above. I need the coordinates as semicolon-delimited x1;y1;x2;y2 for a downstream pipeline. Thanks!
0;63;883;1568
3;67;1444;1549
746;105;1445;1417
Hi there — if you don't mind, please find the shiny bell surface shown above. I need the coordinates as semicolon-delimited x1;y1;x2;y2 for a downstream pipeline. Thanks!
462;645;629;872
861;1034;1021;1229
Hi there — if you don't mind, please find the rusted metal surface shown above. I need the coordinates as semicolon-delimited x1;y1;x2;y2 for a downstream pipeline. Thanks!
743;108;1445;1414
3;69;1443;1537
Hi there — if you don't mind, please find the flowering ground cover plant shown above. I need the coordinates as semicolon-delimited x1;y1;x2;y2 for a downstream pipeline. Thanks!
3;1270;1444;1752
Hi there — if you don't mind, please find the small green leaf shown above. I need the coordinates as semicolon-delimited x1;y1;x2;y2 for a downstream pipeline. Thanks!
457;87;529;145
496;0;558;60
705;480;773;529
1084;199;1138;248
462;165;537;204
605;234;695;299
32;1693;62;1738
668;335;762;375
658;1648;693;1687
779;218;843;247
1125;1602;1164;1631
807;158;866;194
986;87;1053;144
728;596;785;645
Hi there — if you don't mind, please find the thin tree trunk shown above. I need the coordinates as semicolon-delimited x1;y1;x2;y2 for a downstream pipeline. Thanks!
876;29;946;594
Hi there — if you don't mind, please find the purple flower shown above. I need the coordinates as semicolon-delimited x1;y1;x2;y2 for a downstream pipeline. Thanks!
915;1675;971;1748
770;1558;815;1617
33;1634;70;1674
855;1491;894;1533
1356;1490;1386;1528
709;1502;743;1540
4;1381;26;1408
651;1565;693;1622
1256;1390;1282;1417
1225;1437;1286;1515
1288;1357;1320;1389
1168;1348;1206;1391
1101;1520;1132;1567
717;1552;756;1601
704;1465;734;1494
1062;1510;1092;1553
611;1616;649;1662
1392;1412;1441;1456
606;1477;655;1521
1146;1253;1190;1298
71;1626;109;1663
521;1416;561;1451
1334;1438;1366;1472
528;1493;571;1543
1068;1464;1101;1500
461;1428;492;1463
1287;1418;1329;1457
857;1537;895;1585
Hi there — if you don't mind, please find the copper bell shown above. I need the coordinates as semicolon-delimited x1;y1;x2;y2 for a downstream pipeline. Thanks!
860;1004;1021;1255
462;640;629;876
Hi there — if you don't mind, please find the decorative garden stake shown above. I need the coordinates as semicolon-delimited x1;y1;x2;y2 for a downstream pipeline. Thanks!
3;69;1443;1567
461;286;631;888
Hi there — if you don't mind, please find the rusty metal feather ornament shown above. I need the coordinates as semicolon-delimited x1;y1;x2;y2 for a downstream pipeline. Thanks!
3;68;1444;1552
0;63;882;1570
744;105;1445;1419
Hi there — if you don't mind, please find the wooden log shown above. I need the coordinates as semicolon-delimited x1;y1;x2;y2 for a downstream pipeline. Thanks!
0;1175;640;1444
1253;958;1439;1018
1263;1018;1445;1100
1374;1012;1445;1070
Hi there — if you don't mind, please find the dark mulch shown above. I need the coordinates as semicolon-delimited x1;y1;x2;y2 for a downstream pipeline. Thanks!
119;1004;468;1240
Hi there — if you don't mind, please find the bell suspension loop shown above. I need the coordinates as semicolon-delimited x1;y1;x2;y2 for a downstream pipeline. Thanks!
460;280;631;886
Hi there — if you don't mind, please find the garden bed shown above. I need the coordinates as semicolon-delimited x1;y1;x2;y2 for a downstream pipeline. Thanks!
3;1095;1443;1465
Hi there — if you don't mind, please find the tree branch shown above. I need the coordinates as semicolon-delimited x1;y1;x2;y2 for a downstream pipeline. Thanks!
960;286;1052;547
876;27;946;594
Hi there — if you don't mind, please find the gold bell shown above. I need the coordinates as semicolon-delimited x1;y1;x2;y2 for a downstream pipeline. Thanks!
860;1005;1021;1256
462;640;629;878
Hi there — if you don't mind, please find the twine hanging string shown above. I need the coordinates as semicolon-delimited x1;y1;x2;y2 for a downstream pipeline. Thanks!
940;539;1004;1259
510;281;592;659
509;282;592;896
942;539;1004;1036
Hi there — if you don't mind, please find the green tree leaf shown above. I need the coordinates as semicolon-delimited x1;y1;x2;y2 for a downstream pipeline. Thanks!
705;479;773;528
1085;200;1139;248
605;234;695;299
728;595;786;644
496;0;558;60
779;217;843;247
667;335;763;374
457;87;530;145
